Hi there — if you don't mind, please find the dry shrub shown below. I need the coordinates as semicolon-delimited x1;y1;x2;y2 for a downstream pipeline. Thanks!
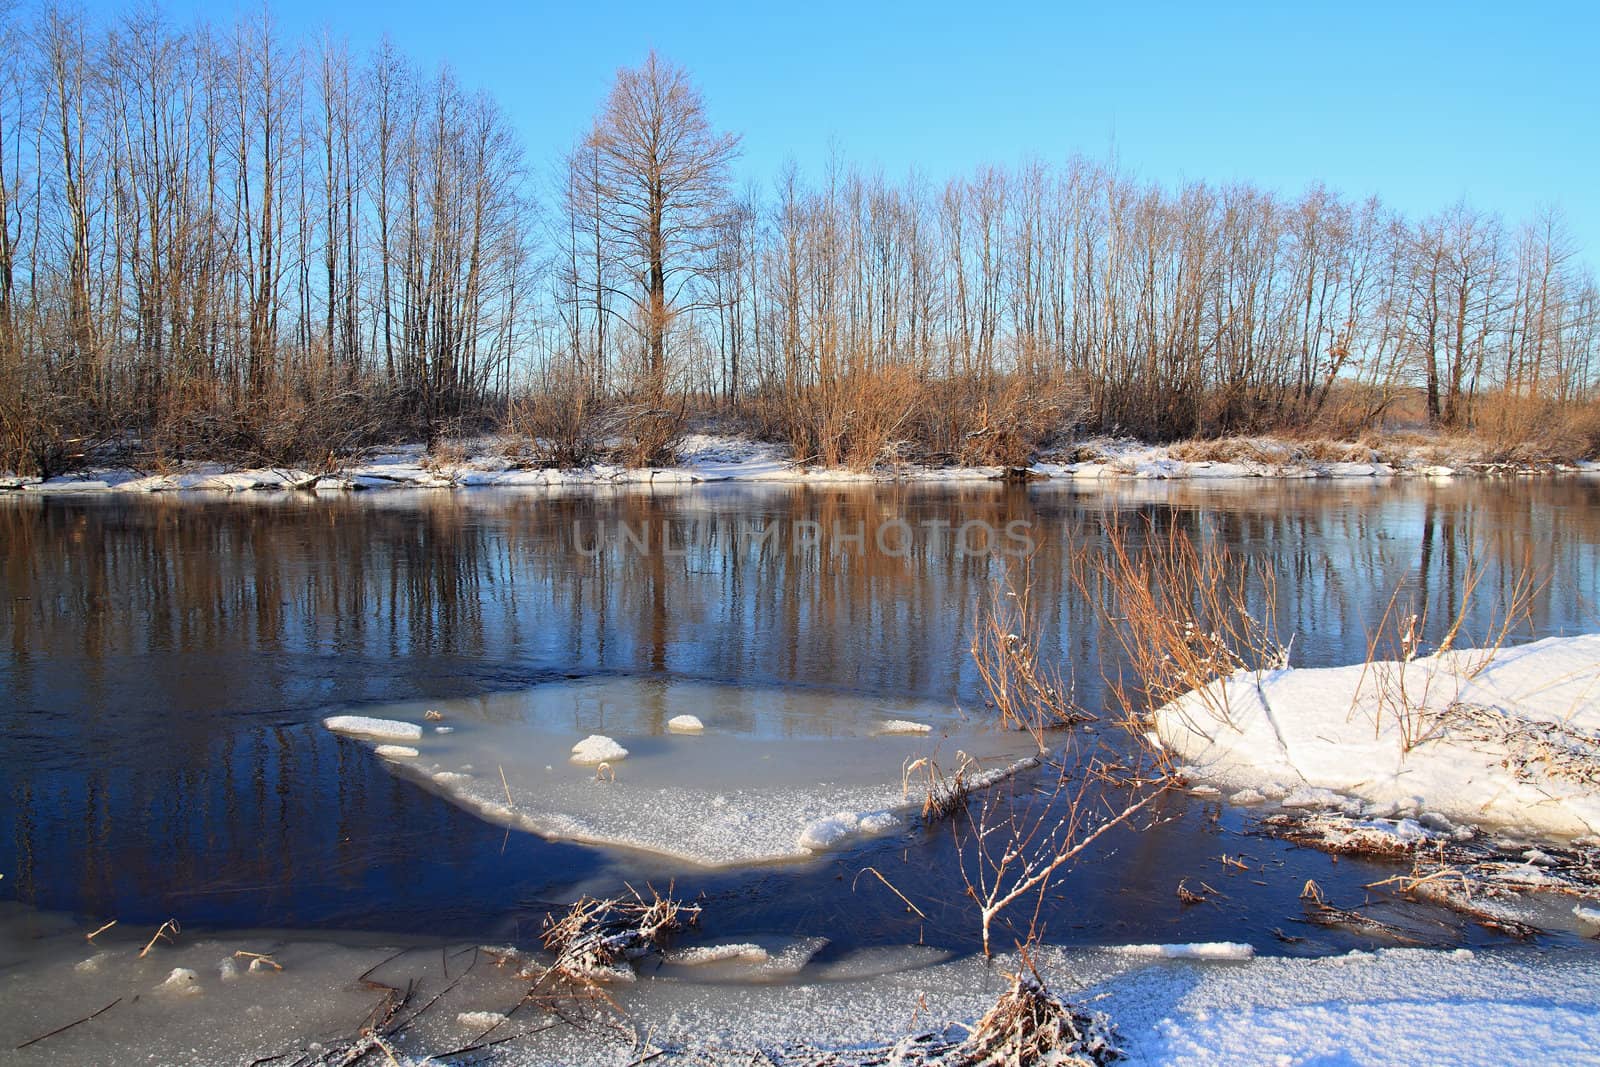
814;364;921;468
1085;517;1289;732
1484;397;1600;464
614;399;686;468
426;439;468;469
957;963;1121;1067
1556;401;1600;460
919;374;1087;468
752;369;1084;471
0;388;84;478
139;379;405;471
1288;437;1377;464
1168;437;1289;466
971;566;1093;735
542;887;699;982
503;369;604;468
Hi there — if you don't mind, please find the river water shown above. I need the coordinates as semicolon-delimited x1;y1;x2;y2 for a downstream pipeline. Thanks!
2;478;1598;963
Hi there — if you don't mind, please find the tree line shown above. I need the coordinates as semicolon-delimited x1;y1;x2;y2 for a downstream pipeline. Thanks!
2;2;1596;474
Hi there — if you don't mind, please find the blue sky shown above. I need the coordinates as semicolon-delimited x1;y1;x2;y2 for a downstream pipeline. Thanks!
83;0;1600;256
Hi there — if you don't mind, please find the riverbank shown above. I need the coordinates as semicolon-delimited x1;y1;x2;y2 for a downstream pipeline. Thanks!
5;904;1599;1066
3;431;1599;495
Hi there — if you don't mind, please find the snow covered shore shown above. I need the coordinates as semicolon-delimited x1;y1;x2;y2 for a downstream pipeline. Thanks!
1154;634;1600;838
5;433;1597;495
8;904;1599;1067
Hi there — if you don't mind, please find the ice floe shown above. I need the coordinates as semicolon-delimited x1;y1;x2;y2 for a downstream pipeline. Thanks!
323;715;423;741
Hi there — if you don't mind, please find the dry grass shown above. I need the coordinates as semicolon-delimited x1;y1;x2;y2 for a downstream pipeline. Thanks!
1352;550;1545;751
797;959;1121;1067
1168;437;1289;466
970;566;1094;737
1085;518;1289;735
747;369;1084;471
541;886;700;982
955;960;1120;1067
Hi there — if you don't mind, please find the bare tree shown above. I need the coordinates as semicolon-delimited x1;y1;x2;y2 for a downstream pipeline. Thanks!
588;51;738;394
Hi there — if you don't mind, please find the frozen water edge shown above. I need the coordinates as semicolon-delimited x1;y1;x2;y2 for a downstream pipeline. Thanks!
8;432;1597;495
1154;634;1600;838
6;903;1599;1067
321;676;1044;866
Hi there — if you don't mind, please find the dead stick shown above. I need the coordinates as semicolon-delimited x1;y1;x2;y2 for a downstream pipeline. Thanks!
85;919;117;942
16;997;122;1049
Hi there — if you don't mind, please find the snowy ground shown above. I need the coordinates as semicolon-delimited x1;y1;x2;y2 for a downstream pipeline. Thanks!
1154;634;1600;840
5;432;1597;495
323;676;1042;866
5;902;1599;1066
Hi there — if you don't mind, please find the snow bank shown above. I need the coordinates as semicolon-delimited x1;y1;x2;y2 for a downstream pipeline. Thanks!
12;431;1590;497
323;715;423;741
1154;634;1600;837
570;734;629;764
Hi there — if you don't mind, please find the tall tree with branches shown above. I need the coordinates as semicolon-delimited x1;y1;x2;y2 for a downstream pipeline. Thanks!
588;51;738;394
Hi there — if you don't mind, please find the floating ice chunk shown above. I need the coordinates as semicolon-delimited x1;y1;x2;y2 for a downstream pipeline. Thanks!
323;715;422;741
159;967;202;994
797;810;898;851
374;745;419;759
1575;903;1600;926
666;714;705;733
1112;942;1255;960
218;957;240;981
877;719;933;734
456;1011;508;1029
1230;788;1266;805
434;725;454;734
666;943;770;965
570;734;629;763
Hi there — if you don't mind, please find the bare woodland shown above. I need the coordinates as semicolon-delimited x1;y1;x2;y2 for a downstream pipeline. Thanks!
2;4;1599;476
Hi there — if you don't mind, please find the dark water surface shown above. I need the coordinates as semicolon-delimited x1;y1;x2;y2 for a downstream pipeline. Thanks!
3;478;1598;957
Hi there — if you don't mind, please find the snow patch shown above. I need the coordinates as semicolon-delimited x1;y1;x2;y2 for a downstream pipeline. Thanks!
797;810;899;851
1156;634;1600;837
158;967;202;994
570;735;629;764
